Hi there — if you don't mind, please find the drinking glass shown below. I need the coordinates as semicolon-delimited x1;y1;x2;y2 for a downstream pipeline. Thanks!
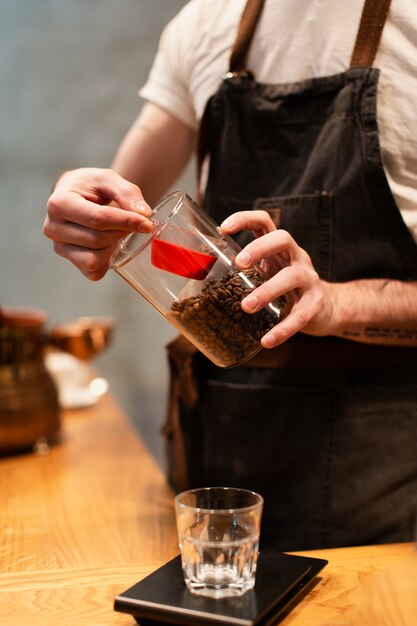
175;487;264;598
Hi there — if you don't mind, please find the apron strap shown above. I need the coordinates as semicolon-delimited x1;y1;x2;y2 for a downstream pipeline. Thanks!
229;0;266;74
350;0;392;67
197;0;265;197
230;0;392;74
197;0;392;194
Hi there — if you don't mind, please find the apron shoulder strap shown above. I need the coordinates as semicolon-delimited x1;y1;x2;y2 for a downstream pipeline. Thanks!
350;0;392;67
197;0;265;196
229;0;392;73
229;0;266;74
197;0;392;194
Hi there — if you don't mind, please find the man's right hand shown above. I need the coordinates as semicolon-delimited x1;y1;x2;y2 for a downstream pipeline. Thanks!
43;167;153;280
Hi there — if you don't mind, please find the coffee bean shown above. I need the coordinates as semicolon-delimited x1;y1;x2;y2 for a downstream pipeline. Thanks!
169;269;287;367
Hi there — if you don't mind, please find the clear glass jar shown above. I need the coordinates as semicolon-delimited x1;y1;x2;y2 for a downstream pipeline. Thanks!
109;190;290;368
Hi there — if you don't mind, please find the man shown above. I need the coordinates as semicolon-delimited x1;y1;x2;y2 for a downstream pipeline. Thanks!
44;0;417;550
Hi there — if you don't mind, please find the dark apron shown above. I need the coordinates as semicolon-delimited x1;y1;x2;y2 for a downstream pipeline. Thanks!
164;0;417;550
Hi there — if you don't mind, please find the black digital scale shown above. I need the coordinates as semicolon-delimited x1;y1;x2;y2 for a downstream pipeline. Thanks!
114;551;328;626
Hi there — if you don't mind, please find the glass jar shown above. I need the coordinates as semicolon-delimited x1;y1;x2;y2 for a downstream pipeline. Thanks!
109;191;290;368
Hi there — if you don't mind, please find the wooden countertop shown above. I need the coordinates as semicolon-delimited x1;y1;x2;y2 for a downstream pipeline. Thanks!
1;392;416;625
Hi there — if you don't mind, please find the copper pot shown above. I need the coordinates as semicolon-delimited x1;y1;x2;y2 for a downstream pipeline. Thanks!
49;316;114;360
0;307;114;454
0;306;60;453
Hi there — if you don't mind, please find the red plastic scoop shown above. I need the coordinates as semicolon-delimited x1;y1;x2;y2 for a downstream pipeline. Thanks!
151;239;216;280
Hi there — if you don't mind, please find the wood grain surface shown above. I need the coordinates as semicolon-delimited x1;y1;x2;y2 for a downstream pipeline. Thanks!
1;391;416;625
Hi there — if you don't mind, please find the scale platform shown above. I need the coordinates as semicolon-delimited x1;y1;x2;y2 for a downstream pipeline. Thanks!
114;551;328;626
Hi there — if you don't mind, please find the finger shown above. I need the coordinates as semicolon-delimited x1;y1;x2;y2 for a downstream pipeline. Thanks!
80;264;110;281
239;265;301;313
261;300;318;348
53;241;115;281
47;190;154;233
220;210;276;237
44;217;129;249
235;230;309;269
59;167;153;216
81;265;110;281
260;312;307;348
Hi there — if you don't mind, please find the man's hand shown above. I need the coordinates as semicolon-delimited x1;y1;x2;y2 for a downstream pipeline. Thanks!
221;210;335;347
43;168;153;280
221;210;417;348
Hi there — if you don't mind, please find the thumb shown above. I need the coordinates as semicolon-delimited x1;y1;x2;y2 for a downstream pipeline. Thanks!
107;173;153;216
132;198;153;217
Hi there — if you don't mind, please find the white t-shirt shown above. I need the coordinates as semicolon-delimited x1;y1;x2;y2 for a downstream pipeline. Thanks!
140;0;417;237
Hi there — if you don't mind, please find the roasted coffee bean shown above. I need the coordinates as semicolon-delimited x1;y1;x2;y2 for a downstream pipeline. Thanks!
169;269;287;367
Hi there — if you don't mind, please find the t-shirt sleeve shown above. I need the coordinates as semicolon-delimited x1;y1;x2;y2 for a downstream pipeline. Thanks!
139;2;198;131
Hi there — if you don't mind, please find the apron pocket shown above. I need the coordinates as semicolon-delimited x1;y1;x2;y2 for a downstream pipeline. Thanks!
255;192;334;279
207;192;334;280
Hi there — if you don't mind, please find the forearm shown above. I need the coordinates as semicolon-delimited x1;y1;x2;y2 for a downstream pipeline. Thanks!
111;102;196;206
220;210;417;349
324;279;417;346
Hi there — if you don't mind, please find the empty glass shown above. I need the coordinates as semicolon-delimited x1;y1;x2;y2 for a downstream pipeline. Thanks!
175;487;264;598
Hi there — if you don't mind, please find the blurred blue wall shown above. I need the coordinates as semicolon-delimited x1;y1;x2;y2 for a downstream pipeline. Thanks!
0;0;192;466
